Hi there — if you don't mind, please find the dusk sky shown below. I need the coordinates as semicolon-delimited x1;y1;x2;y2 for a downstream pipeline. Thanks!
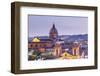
28;15;88;37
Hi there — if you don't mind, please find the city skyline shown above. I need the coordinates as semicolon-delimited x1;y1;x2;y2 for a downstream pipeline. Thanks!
28;15;88;37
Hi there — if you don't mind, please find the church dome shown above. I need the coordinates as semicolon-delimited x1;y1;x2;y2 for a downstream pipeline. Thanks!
49;24;58;40
49;24;58;35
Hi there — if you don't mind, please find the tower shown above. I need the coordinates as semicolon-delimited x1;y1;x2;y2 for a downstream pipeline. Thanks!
49;24;58;41
53;42;62;57
72;42;80;56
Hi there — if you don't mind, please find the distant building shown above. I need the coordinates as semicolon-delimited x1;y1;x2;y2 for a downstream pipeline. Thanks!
28;24;59;51
49;24;58;42
53;42;62;57
72;41;80;56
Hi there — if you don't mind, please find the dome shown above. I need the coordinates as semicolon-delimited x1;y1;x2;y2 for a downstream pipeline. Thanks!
32;37;40;42
49;24;58;35
49;24;58;40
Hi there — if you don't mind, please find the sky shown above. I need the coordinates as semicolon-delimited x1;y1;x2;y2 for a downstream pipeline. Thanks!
28;15;88;37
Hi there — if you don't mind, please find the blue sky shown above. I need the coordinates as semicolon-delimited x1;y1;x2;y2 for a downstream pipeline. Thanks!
28;15;88;37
